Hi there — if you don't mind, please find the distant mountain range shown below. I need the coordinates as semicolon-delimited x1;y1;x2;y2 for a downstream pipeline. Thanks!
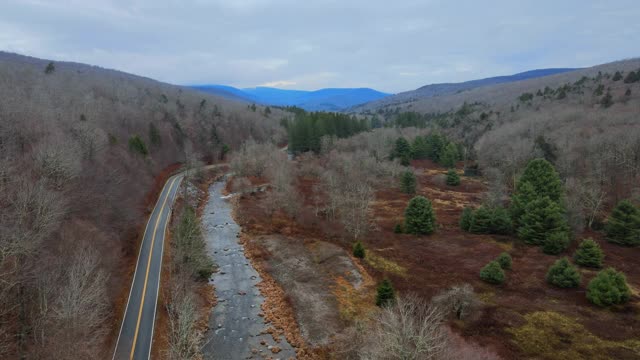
351;68;580;111
190;85;390;111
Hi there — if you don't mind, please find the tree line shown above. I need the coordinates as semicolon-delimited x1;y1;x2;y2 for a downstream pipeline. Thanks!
286;110;370;154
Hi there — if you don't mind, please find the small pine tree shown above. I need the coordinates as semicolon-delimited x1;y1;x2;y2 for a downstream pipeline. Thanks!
587;268;631;307
612;71;623;81
353;241;365;259
600;91;613;108
44;61;55;74
480;261;505;285
411;136;429;159
404;196;436;235
605;200;640;246
546;258;581;288
439;143;459;168
518;197;569;246
496;252;512;270
469;206;492;234
400;170;417;194
459;207;473;231
625;88;632;97
392;137;412;164
394;223;404;234
128;135;149;156
491;207;513;235
574;238;604;268
542;231;571;255
375;279;395;307
446;169;460;186
624;71;638;84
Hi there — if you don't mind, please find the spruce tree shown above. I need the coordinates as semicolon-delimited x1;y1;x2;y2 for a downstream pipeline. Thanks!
518;197;569;246
546;258;581;288
497;252;512;270
469;206;492;234
439;143;459;168
404;196;436;235
573;238;604;268
587;268;631;307
353;241;365;259
605;200;640;246
394;223;404;234
400;170;417;194
375;279;395;307
446;169;460;186
542;231;571;255
393;137;412;165
411;136;429;159
511;159;564;229
425;133;445;162
491;207;513;235
510;181;537;229
480;261;505;285
459;207;473;231
612;71;623;81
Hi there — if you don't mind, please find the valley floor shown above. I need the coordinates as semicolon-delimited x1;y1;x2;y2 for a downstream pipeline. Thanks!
229;158;640;360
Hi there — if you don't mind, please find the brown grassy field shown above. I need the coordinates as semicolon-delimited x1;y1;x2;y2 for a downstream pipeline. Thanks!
233;156;640;359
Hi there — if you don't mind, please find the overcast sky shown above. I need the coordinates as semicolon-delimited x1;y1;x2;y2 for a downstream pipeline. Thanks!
1;0;639;93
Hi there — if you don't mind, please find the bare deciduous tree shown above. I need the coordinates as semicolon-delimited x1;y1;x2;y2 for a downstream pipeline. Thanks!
359;295;448;360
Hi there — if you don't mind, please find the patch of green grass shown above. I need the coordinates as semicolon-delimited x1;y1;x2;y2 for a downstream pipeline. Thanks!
508;311;640;359
365;252;407;277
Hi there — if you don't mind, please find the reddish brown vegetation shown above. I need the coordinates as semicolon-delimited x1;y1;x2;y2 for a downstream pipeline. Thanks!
234;156;640;359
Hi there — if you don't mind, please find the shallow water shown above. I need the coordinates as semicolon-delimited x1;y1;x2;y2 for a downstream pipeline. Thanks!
201;180;296;360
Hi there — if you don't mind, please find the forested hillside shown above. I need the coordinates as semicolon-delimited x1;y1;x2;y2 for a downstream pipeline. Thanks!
0;52;284;358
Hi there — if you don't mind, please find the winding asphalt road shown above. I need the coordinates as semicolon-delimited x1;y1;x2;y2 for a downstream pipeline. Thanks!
112;174;183;360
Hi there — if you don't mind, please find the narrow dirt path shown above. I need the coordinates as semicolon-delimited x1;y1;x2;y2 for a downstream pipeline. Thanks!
201;179;296;360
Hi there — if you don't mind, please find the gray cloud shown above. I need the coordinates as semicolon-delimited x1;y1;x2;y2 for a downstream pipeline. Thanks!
1;0;639;92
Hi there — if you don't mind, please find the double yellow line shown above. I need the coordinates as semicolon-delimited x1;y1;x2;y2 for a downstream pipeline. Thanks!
129;176;178;360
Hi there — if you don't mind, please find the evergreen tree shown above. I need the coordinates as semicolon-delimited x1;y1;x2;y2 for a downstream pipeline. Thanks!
375;279;395;307
480;261;505;285
128;135;148;156
411;136;429;159
394;223;404;234
393;137;412;166
459;207;473;231
587;268;631;307
400;170;417;194
573;238;604;268
518;197;569;246
542;231;571;255
439;143;459;168
353;241;365;259
546;258;581;288
510;181;537;229
491;207;513;235
612;71;623;81
605;200;640;246
446;169;460;186
44;61;55;74
404;196;436;235
425;133;445;162
509;158;564;231
469;206;492;234
600;91;613;108
496;252;512;270
516;159;563;204
624;71;639;84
